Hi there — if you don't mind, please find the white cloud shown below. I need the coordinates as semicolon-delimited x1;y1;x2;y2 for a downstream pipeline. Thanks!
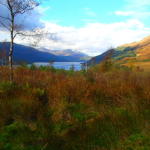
115;11;135;16
115;10;150;18
0;2;44;31
0;30;9;41
1;1;150;56
16;7;45;30
115;0;150;19
12;19;149;56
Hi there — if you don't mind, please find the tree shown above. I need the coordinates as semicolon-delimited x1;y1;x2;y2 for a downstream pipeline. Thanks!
48;60;55;67
0;0;39;81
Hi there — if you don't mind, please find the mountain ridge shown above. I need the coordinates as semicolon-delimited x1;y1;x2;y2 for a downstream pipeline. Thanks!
0;42;89;63
88;36;150;70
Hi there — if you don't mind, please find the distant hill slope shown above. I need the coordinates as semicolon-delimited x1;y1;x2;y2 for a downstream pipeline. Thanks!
87;49;115;65
88;36;150;70
47;49;86;57
41;49;91;61
0;43;89;63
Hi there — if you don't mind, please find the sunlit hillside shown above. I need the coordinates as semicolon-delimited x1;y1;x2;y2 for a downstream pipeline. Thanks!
88;36;150;71
115;36;150;70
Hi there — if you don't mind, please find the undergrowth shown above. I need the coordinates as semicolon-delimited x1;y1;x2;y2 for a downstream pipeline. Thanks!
0;62;149;150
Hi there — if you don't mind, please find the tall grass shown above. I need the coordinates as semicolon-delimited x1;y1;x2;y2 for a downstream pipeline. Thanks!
0;63;149;150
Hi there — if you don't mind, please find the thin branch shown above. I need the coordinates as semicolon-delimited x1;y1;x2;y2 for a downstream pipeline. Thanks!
7;0;14;16
0;15;11;22
0;2;10;10
13;31;44;39
0;21;10;31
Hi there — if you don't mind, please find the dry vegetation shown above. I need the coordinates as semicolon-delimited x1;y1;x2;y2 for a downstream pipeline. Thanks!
0;62;149;150
116;36;150;70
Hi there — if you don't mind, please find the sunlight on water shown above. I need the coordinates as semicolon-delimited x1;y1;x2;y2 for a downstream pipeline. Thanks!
34;62;83;70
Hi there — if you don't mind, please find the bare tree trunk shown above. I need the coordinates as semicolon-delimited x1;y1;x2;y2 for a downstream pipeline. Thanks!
9;15;14;82
0;0;41;81
9;39;13;81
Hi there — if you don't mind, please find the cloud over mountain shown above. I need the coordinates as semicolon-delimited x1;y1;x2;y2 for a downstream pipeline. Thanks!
0;1;150;56
0;19;149;56
14;19;149;56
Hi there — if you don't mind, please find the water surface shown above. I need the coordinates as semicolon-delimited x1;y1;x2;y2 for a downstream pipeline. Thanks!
34;62;83;71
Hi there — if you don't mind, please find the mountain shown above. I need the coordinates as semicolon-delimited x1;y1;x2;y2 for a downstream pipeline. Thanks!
47;49;86;57
87;49;115;65
88;36;150;70
41;49;91;61
0;42;89;63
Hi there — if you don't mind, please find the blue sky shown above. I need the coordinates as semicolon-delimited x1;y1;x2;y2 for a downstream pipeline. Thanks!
1;0;150;56
41;0;150;27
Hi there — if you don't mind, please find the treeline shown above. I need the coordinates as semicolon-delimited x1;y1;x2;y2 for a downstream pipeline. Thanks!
0;62;149;150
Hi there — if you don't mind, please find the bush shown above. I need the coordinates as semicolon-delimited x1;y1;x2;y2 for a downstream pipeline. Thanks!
120;133;150;150
0;65;149;150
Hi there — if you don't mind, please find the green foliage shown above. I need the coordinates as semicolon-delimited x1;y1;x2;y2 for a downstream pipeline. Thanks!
113;50;136;60
120;133;150;150
29;64;37;70
88;119;120;149
38;66;56;72
53;121;72;134
0;82;18;95
19;62;28;69
0;65;149;150
114;108;140;134
0;122;37;150
67;103;98;123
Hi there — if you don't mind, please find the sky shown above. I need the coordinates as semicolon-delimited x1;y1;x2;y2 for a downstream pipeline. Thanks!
1;0;150;56
41;0;150;27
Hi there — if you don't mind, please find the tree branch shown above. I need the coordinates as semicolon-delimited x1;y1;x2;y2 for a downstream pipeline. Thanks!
13;31;44;39
0;1;10;10
0;21;10;31
0;15;11;22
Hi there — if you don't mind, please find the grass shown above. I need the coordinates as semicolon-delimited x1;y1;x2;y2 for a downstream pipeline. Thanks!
0;62;149;150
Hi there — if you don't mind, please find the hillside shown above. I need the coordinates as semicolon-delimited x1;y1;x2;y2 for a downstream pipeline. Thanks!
0;43;89;63
88;36;150;70
114;36;150;68
41;48;90;61
46;49;86;57
87;49;115;65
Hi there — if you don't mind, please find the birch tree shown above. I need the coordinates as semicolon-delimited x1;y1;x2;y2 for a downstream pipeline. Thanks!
0;0;39;81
